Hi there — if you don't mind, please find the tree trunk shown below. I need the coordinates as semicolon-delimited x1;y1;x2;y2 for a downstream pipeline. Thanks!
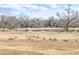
65;26;69;32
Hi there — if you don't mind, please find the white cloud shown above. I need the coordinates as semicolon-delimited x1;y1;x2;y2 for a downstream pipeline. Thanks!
0;4;21;10
0;4;71;19
0;0;58;4
8;5;21;10
0;4;8;8
39;6;49;11
21;5;38;10
49;4;58;8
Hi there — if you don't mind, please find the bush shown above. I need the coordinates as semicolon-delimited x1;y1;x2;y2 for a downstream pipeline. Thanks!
49;38;52;40
43;37;46;40
63;40;68;42
53;38;57;42
75;40;78;42
8;38;14;40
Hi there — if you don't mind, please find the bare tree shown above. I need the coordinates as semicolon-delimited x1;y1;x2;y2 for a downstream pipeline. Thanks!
0;16;20;30
48;16;56;27
57;4;78;32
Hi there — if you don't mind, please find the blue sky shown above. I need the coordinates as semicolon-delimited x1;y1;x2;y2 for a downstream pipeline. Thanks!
0;4;79;19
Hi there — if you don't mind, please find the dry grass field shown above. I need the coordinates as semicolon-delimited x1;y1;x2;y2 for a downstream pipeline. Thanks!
0;29;79;55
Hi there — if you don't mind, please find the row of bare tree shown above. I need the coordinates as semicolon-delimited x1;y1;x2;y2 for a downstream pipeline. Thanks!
0;5;79;32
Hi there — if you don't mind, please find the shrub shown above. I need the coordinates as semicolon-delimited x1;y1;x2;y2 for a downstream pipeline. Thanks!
28;38;33;41
8;38;14;40
75;40;78;42
32;36;35;38
28;38;31;40
43;37;46;40
14;37;18;38
53;38;57;42
49;38;52;40
63;40;68;42
36;36;40;38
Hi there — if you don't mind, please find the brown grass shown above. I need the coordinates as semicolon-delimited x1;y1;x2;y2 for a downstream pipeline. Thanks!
0;31;79;55
0;40;79;55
